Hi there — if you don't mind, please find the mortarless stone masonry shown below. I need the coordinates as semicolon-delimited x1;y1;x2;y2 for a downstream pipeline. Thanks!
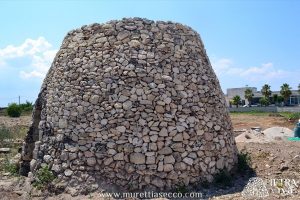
21;18;238;192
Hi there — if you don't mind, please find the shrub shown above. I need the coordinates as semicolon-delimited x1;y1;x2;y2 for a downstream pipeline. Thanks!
6;103;21;117
281;112;300;121
3;158;19;176
278;112;300;123
33;165;56;190
201;180;210;189
19;101;33;112
237;152;251;172
213;169;233;187
176;184;188;194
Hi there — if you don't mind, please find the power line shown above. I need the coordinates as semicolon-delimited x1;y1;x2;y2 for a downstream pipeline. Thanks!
0;96;37;101
0;96;19;100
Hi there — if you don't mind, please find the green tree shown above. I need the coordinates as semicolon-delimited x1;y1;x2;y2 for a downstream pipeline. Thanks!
278;96;284;105
261;84;272;99
280;83;292;106
272;94;284;106
244;88;254;107
6;103;21;117
19;101;33;112
259;97;269;107
272;94;278;104
229;99;234;108
232;95;241;108
298;83;300;94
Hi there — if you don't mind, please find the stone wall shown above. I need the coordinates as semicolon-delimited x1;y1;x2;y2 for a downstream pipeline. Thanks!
21;18;237;192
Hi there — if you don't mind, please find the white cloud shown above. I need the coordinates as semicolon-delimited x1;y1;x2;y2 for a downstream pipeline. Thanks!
0;37;57;79
211;58;288;81
239;62;288;80
20;70;45;79
212;58;232;71
211;58;243;76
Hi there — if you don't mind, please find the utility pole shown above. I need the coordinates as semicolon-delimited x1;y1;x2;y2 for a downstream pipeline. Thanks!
19;96;20;105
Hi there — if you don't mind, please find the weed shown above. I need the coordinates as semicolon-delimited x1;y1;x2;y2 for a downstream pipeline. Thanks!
201;180;210;189
257;151;270;159
213;169;233;188
280;112;300;122
33;165;56;190
276;180;284;189
19;101;33;112
0;125;28;147
1;156;19;176
176;184;188;194
237;152;251;172
0;126;12;146
127;181;135;191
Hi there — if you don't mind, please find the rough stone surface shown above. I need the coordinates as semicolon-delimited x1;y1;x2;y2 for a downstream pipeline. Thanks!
21;17;237;192
130;153;145;164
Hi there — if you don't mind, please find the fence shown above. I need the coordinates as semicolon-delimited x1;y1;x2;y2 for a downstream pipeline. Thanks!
229;106;300;113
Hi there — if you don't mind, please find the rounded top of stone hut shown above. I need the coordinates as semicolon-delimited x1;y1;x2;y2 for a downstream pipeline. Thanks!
21;18;237;193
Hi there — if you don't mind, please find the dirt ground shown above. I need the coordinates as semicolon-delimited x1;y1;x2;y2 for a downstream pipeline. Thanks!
0;113;299;199
230;113;295;131
0;116;31;128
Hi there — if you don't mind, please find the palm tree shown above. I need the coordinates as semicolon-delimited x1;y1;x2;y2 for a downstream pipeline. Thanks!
272;94;278;105
261;84;272;99
280;83;292;106
232;95;241;108
244;88;254;107
278;96;284;106
229;99;234;108
259;97;269;107
272;94;284;106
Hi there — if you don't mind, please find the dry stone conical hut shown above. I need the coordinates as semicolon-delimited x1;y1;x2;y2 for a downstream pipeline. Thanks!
21;18;237;192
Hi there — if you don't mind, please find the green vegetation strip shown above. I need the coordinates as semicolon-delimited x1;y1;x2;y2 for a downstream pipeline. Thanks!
230;111;275;116
230;111;300;120
1;101;33;117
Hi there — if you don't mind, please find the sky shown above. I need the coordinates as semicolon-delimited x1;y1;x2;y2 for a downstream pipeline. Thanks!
0;0;300;106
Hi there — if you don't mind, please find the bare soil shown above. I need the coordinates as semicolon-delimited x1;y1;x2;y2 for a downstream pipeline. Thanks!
230;113;295;131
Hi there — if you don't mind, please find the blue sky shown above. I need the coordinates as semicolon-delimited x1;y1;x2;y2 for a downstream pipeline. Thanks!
0;0;300;106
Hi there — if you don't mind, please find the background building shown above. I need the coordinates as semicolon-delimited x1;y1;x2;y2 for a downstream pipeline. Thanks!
225;87;300;107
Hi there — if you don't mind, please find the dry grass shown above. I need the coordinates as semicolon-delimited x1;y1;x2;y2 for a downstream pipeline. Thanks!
0;125;28;173
230;112;295;130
